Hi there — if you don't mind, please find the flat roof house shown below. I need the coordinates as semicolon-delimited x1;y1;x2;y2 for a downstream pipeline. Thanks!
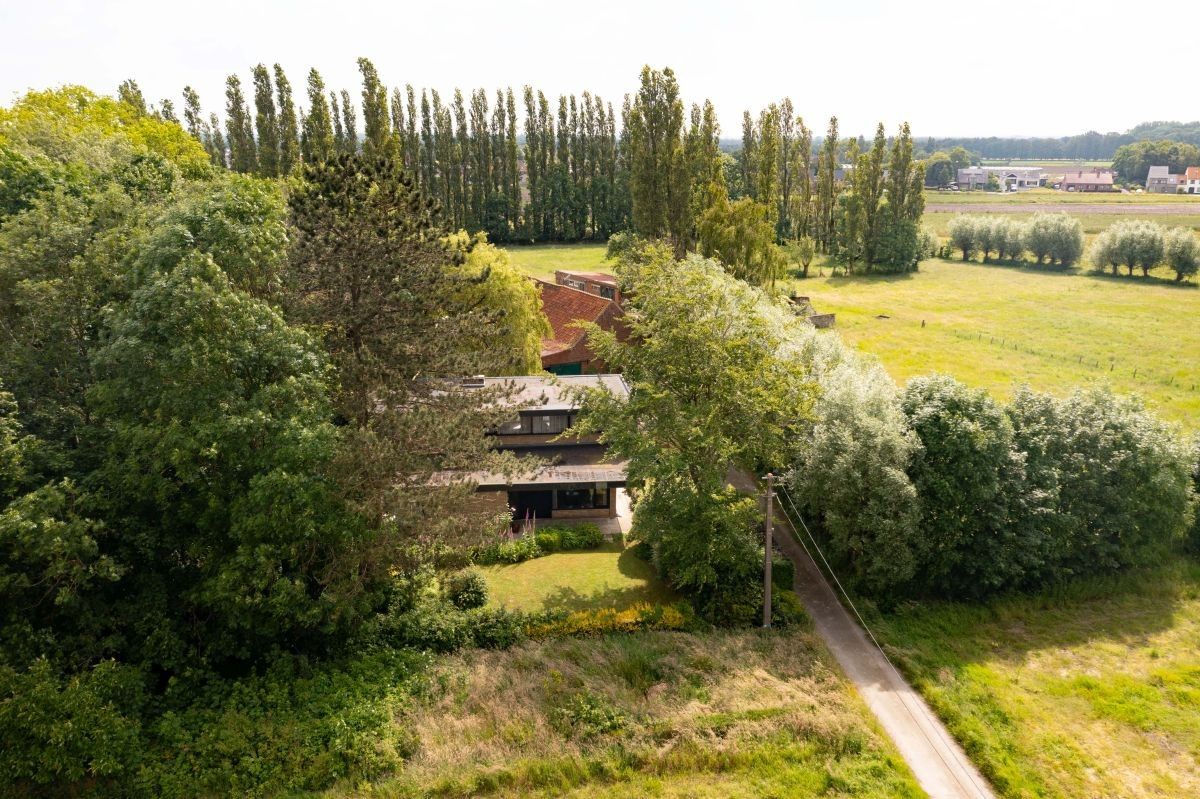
1146;165;1182;194
1060;169;1115;192
537;279;624;375
461;375;630;532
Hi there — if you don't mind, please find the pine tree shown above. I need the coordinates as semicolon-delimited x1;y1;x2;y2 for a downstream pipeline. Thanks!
339;89;358;154
225;74;257;173
357;57;390;158
251;64;280;177
274;64;300;173
300;70;335;164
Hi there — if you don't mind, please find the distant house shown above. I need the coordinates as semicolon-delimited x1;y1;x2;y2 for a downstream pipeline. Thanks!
538;279;623;375
1059;169;1115;192
1182;167;1200;195
1146;165;1182;194
555;270;622;304
956;166;1047;191
461;374;629;530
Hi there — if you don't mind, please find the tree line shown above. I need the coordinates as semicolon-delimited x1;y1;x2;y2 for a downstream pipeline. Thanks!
924;120;1200;161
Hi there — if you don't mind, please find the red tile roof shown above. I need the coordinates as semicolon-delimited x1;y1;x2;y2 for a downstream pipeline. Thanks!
538;280;617;358
1186;167;1200;181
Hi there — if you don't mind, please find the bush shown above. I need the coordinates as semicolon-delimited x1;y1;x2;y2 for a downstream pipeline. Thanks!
1025;212;1083;266
948;215;978;261
524;602;693;639
1164;227;1199;282
771;589;809;627
1089;219;1165;276
535;529;563;552
771;555;794;592
465;607;527;649
444;568;489;610
475;534;542;565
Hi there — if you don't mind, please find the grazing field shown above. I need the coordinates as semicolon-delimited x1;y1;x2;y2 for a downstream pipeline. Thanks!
339;629;923;798
873;559;1200;799
480;542;677;613
795;259;1200;427
504;242;613;279
925;187;1200;205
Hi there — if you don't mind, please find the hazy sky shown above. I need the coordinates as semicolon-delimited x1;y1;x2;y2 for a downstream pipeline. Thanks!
2;0;1195;139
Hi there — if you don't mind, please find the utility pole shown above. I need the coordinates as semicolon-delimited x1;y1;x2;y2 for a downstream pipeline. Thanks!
763;472;774;628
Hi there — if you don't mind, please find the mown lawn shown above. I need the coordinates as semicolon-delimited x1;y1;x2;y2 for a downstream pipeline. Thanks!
334;628;923;798
871;559;1200;799
790;258;1200;427
480;541;676;613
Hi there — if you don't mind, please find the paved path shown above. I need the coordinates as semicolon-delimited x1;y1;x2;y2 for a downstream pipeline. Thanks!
730;470;995;799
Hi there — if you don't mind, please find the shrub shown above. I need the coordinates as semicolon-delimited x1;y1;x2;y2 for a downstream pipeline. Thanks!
567;522;605;549
444;569;489;610
475;534;542;565
771;589;809;627
771;555;794;592
1089;219;1165;276
524;603;692;639
1025;212;1083;266
535;529;563;552
465;607;527;649
948;215;979;261
1164;227;1199;282
549;690;626;739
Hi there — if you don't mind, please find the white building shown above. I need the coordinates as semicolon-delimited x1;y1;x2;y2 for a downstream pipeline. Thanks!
956;166;1047;191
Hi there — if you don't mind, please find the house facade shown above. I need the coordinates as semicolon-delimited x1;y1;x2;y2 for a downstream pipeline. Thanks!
555;270;622;304
538;279;624;375
1146;165;1182;194
956;166;1047;191
1183;167;1200;194
1060;169;1115;192
463;375;629;528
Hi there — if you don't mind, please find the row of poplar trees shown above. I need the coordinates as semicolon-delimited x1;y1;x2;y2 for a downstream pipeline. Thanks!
140;60;924;266
163;58;628;243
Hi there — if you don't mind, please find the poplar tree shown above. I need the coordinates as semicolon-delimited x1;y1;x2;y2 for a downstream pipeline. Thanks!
504;88;520;232
357;57;390;158
274;64;300;173
815;116;840;253
777;98;796;239
854;124;887;264
389;87;406;164
251;64;280;177
756;105;781;229
182;86;204;140
331;92;345;152
225;74;257;173
420;90;435;194
117;79;147;115
157;99;177;123
740;111;758;200
300;70;335;164
339;89;358;154
626;66;689;253
405;86;420;174
685;100;725;238
790;116;813;238
208;112;227;167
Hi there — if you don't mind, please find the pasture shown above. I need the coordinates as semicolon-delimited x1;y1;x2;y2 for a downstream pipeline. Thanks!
872;560;1200;799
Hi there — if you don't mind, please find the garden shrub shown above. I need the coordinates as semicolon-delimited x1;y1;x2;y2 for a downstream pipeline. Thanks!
524;602;692;639
771;589;809;627
464;607;527;650
444;568;488;610
771;555;794;592
474;534;542;565
534;529;562;552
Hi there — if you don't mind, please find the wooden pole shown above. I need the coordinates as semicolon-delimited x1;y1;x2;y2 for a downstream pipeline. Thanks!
763;472;774;628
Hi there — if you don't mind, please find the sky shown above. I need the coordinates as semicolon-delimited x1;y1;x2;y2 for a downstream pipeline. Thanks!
2;0;1196;139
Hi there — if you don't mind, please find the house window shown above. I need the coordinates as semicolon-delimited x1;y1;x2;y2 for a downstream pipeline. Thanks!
531;414;569;435
599;285;616;300
555;483;609;510
498;417;528;435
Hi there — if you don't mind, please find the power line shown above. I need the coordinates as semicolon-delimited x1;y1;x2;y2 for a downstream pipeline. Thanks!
775;482;992;799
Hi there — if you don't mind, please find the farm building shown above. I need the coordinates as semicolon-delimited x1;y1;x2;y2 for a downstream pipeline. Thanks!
1146;165;1183;193
1182;167;1200;194
459;375;629;531
537;278;624;375
1059;169;1115;192
956;166;1047;191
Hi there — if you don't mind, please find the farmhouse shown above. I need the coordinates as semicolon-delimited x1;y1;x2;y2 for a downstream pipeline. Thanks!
537;279;623;375
462;374;629;530
1059;168;1115;192
956;166;1047;191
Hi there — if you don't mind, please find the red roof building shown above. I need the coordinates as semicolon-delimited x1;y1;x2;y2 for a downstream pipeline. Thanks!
538;279;624;375
554;270;623;304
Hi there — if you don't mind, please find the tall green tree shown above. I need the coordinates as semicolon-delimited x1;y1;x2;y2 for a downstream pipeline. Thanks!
251;64;280;177
815;116;839;253
626;66;690;253
338;89;358;154
274;64;300;173
357;57;390;158
300;69;335;163
224;75;257;173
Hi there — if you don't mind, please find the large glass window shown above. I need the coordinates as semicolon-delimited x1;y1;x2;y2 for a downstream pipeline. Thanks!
555;483;609;510
599;285;616;300
531;414;568;435
497;417;527;435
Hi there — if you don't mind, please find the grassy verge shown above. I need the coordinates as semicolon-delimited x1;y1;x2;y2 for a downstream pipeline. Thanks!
870;558;1200;799
335;628;923;798
503;243;611;279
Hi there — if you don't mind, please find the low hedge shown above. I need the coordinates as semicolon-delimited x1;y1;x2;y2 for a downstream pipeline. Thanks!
475;523;606;565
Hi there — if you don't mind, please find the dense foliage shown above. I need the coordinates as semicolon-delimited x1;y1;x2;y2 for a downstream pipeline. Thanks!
924;121;1200;160
947;213;1085;268
1111;139;1200;184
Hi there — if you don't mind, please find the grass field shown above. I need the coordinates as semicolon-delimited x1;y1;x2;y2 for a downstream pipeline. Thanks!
872;559;1200;799
792;259;1200;426
504;242;615;280
925;187;1200;205
480;542;676;613
342;628;923;798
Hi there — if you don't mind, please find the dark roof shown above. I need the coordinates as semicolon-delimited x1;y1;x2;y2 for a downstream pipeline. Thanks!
460;374;628;412
538;280;618;358
466;445;627;488
558;270;618;285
